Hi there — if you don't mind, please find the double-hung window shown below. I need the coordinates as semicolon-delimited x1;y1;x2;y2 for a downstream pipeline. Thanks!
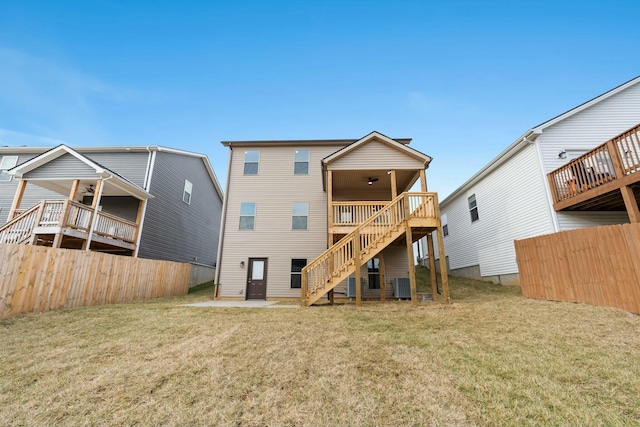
292;202;308;230
468;194;479;222
294;149;309;174
0;156;18;181
442;213;449;236
291;259;307;288
239;202;256;230
244;150;259;175
183;180;193;204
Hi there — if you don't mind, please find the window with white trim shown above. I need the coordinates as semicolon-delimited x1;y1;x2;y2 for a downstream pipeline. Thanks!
244;150;259;175
0;156;18;181
468;194;479;222
292;202;308;230
441;213;448;236
294;149;309;174
183;180;193;204
239;202;256;230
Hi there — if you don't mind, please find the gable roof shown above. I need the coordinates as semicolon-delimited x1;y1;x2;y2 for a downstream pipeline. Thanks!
322;131;432;166
441;75;640;206
9;144;153;200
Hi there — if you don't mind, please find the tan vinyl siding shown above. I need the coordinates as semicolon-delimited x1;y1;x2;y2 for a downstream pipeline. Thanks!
218;144;344;298
328;139;425;170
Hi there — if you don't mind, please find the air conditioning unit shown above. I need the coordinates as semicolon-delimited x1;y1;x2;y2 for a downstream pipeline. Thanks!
347;276;365;299
394;277;411;299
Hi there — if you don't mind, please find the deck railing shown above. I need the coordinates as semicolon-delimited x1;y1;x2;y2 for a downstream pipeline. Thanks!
0;200;138;246
548;123;640;203
302;192;437;305
332;202;388;226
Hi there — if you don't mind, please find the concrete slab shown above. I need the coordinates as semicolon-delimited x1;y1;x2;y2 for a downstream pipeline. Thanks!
185;300;299;309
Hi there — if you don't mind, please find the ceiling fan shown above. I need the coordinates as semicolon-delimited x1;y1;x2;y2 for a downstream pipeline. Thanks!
81;184;95;194
366;177;379;186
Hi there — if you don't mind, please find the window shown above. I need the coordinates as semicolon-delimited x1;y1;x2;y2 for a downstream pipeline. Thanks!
292;202;308;230
367;257;380;289
294;149;309;174
183;180;192;204
291;258;307;288
239;202;256;230
244;150;259;175
468;194;479;222
442;213;449;236
0;156;18;181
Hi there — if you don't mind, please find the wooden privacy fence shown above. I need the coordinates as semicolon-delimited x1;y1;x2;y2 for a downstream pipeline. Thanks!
515;224;640;314
0;243;191;319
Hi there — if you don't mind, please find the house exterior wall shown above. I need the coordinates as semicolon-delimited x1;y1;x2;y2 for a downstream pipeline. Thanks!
138;151;221;266
217;143;344;299
81;152;149;187
434;143;555;277
328;139;425;170
23;153;97;179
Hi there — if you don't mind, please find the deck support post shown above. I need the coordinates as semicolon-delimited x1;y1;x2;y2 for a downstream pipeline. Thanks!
403;194;417;305
327;170;334;248
426;233;438;301
434;194;450;304
620;185;640;223
379;251;386;302
354;230;362;306
8;179;27;220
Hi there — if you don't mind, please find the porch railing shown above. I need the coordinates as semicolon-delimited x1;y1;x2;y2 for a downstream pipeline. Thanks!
548;123;640;203
332;202;388;226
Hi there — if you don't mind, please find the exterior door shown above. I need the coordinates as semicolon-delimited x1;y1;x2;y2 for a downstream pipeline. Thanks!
246;258;268;299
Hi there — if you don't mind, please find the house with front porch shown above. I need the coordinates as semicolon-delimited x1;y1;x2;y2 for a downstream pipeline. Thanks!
0;144;223;282
215;131;449;306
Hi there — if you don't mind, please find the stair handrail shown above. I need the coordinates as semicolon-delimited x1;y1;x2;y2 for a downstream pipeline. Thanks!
302;192;437;304
0;201;44;245
0;202;43;233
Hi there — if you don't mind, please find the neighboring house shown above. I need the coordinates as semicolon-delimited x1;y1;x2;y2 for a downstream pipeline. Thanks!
215;131;449;305
0;144;223;283
426;76;640;285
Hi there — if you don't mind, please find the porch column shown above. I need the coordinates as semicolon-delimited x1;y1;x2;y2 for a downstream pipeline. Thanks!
379;252;386;302
85;179;104;251
327;170;334;246
420;169;427;192
69;179;80;201
620;185;640;223
426;233;438;301
404;195;417;305
434;194;450;304
354;230;362;306
390;170;398;198
8;179;27;220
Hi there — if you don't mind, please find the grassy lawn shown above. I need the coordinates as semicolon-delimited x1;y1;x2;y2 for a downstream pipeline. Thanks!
1;269;639;426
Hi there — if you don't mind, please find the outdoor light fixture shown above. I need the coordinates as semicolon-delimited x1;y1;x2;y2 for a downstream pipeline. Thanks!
240;261;245;267
558;149;567;159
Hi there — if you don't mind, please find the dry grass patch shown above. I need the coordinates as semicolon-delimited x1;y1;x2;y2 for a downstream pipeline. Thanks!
1;274;639;426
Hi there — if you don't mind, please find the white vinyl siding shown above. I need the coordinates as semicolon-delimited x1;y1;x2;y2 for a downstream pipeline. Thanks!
219;144;344;298
436;144;555;277
0;156;18;181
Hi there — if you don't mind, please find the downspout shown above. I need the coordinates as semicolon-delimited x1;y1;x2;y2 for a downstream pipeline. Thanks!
214;145;233;294
85;175;113;250
134;149;156;257
531;135;560;233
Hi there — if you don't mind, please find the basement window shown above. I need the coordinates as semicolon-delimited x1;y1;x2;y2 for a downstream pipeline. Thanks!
0;156;18;181
183;180;193;204
291;259;307;288
468;194;479;222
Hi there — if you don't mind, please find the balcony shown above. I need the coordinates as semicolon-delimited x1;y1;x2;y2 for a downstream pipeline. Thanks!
0;200;138;252
548;123;640;213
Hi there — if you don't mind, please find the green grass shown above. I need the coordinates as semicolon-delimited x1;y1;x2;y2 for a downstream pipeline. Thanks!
1;274;639;426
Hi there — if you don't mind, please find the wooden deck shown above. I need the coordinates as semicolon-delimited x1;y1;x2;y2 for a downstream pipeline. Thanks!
0;200;138;252
548;123;640;215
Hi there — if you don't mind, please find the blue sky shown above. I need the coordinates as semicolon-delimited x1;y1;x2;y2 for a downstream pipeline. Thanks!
1;0;639;197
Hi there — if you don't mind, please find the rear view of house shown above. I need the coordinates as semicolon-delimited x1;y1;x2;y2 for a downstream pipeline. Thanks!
215;131;449;305
0;145;223;282
429;76;640;284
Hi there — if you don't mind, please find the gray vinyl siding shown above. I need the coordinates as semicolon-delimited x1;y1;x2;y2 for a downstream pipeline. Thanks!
218;144;344;298
83;152;149;187
23;153;97;179
328;140;425;170
82;196;140;222
138;151;222;266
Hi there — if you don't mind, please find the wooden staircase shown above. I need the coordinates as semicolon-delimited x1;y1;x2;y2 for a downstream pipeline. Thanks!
301;192;438;306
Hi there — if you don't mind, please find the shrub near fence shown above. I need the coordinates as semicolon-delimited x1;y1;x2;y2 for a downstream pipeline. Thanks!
515;224;640;314
0;243;191;318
